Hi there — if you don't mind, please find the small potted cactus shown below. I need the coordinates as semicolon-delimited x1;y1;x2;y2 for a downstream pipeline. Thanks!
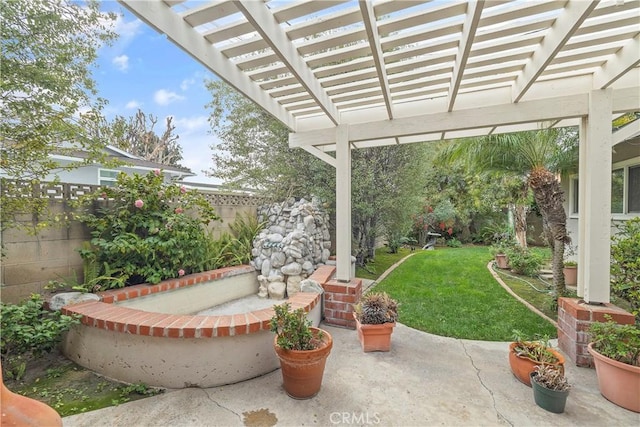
353;292;398;352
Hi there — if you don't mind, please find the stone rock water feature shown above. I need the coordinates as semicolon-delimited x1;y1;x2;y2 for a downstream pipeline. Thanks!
251;197;331;299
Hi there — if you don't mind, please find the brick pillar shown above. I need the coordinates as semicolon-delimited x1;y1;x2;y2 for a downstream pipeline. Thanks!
557;297;635;367
323;279;362;329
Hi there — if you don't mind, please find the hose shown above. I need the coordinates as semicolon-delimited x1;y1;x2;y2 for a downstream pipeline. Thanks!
491;262;552;293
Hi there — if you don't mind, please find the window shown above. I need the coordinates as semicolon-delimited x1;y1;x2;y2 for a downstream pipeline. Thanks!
629;165;640;213
571;161;640;216
611;168;624;214
99;169;119;187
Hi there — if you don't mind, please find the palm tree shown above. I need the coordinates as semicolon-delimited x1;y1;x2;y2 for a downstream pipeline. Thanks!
441;128;578;296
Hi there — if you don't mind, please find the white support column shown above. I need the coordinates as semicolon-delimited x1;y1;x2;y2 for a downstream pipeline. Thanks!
335;124;352;282
577;117;587;298
581;89;613;304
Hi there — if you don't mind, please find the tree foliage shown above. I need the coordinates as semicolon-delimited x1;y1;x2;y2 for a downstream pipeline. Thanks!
205;80;334;199
0;0;117;230
88;110;184;166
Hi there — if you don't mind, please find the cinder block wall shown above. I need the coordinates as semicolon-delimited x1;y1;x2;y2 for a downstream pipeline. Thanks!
1;184;264;303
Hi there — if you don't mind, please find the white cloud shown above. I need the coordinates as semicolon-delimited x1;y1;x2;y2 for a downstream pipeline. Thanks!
112;55;129;71
110;14;142;44
153;89;185;106
180;77;196;91
173;115;209;133
166;114;218;184
125;100;141;109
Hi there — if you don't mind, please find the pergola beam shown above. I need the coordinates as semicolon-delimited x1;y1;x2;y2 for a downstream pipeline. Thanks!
359;0;394;119
593;35;640;90
612;117;640;146
447;0;484;112
512;0;599;103
289;86;640;148
300;145;337;168
119;0;295;129
233;0;340;125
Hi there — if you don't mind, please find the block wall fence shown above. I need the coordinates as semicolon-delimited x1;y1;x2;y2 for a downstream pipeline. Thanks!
0;181;266;303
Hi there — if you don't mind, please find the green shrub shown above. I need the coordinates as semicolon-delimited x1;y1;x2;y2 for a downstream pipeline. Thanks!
446;238;462;248
505;245;543;277
270;303;315;350
75;171;220;289
611;217;640;321
589;318;640;366
1;294;79;378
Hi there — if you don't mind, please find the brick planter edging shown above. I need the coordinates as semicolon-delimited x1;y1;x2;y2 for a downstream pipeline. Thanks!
557;297;635;367
61;266;321;339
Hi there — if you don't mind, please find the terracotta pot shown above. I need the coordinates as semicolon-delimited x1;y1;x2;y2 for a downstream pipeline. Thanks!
508;342;565;387
495;254;509;269
563;266;577;286
1;362;62;427
588;342;640;412
354;315;395;352
274;327;332;399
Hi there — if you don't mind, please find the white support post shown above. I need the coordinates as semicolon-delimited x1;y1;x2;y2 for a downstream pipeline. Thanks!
577;117;587;298
335;124;352;282
580;89;613;304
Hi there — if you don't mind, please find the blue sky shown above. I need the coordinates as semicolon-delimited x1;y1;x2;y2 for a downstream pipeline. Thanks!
94;2;221;184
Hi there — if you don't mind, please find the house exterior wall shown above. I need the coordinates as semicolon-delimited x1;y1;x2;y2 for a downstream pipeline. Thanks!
562;142;640;263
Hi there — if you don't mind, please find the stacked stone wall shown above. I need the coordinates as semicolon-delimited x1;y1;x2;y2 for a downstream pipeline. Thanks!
251;197;332;299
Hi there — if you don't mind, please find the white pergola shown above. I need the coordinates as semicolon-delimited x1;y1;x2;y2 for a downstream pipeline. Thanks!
120;0;640;304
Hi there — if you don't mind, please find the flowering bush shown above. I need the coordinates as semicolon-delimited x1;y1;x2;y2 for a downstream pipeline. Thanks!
411;200;457;246
75;171;220;289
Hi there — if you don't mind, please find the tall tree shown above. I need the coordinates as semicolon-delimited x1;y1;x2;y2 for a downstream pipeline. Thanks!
89;110;184;167
441;128;578;296
205;80;428;265
0;0;117;229
205;80;334;199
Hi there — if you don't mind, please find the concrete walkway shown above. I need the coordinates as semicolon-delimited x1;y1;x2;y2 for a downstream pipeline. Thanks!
64;323;639;427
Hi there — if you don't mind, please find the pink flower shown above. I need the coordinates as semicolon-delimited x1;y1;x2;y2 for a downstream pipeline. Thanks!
180;185;186;194
154;169;161;176
175;207;183;214
134;199;144;208
178;269;185;277
101;192;107;199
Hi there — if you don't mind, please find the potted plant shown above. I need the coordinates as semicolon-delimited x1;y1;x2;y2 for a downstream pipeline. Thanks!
562;261;577;286
353;292;398;352
489;241;512;269
270;302;332;399
587;319;640;412
509;331;565;386
530;364;571;413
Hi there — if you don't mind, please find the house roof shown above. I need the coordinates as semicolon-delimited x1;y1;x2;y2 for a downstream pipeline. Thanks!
119;0;640;152
58;145;195;177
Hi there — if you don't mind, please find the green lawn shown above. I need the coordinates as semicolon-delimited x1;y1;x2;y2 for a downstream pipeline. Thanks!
355;246;413;280
371;246;558;341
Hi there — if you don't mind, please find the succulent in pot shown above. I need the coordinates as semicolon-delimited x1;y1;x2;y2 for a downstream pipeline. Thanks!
353;292;398;352
530;364;570;413
508;331;565;386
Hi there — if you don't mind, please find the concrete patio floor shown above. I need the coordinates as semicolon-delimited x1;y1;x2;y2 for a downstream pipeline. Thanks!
63;322;639;427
